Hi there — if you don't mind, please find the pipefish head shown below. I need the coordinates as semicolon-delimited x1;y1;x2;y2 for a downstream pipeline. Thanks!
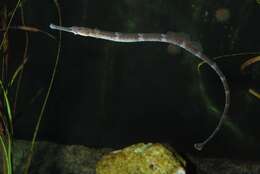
49;24;93;37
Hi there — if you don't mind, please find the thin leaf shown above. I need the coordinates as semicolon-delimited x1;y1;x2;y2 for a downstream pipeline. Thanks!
0;0;22;50
0;81;13;134
24;0;62;173
249;88;260;99
0;136;9;174
0;26;56;40
9;58;28;87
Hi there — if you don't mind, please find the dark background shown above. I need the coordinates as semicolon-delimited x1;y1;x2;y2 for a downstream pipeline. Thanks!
1;0;260;159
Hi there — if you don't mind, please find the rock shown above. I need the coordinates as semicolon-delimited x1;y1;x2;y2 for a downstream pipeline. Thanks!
1;140;111;174
96;143;186;174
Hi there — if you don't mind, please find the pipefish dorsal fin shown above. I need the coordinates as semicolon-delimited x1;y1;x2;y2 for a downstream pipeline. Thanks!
167;32;203;55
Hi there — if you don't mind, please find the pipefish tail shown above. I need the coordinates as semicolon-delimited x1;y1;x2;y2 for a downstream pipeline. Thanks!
49;23;230;151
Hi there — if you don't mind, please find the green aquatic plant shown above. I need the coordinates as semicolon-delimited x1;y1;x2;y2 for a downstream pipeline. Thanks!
0;80;13;174
0;1;23;173
0;0;61;173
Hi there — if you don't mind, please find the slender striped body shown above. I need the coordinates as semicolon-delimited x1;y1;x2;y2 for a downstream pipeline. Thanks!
50;24;230;151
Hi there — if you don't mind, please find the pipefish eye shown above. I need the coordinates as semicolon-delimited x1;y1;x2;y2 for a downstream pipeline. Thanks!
70;26;82;35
